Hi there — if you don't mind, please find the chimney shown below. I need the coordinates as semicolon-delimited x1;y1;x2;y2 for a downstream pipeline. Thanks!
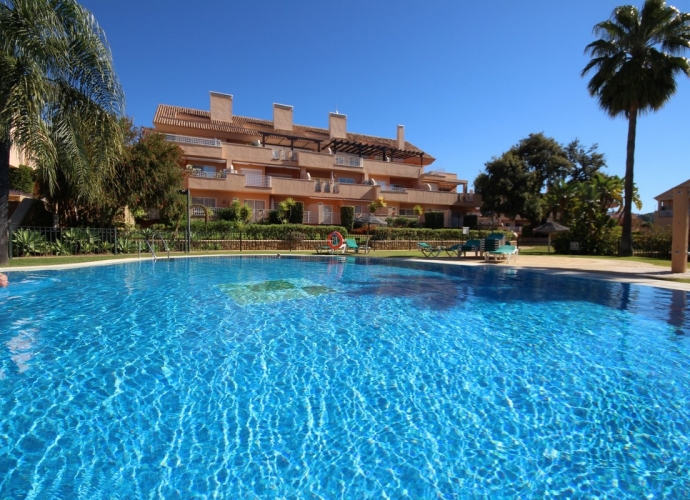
397;125;405;150
210;91;233;122
329;112;347;140
273;103;293;131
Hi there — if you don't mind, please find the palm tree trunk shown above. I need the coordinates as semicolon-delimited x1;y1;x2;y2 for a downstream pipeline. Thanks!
619;106;637;257
0;136;10;265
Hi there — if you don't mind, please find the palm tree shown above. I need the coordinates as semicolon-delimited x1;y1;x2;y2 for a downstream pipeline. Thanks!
582;0;690;256
0;0;124;264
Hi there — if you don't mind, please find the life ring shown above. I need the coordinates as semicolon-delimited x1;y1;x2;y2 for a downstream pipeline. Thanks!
327;231;344;250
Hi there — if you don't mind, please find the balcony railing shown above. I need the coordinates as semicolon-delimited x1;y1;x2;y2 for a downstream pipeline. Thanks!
165;134;221;147
381;185;406;193
272;150;298;161
191;206;222;216
334;155;362;168
657;209;673;217
190;169;226;179
314;179;339;193
246;175;272;188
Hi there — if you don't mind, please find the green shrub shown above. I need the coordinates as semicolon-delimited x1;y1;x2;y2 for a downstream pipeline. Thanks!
268;210;282;224
424;211;445;229
340;206;355;231
521;224;533;237
9;164;35;194
289;202;304;224
12;229;46;256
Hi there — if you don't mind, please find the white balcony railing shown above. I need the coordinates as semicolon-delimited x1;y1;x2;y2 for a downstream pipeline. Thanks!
190;169;225;179
314;179;339;193
303;211;312;224
382;185;406;193
191;206;222;217
246;175;272;188
657;209;673;217
334;155;362;167
271;150;298;161
165;134;221;147
251;209;270;222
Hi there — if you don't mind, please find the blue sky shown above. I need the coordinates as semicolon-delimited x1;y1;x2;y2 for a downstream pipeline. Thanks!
80;0;690;212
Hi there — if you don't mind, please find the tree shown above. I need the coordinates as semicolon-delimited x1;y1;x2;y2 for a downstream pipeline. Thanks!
368;196;386;214
582;0;690;256
37;123;186;228
474;133;571;227
0;0;124;263
278;197;297;223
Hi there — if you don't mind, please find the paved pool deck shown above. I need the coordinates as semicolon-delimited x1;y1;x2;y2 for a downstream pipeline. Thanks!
409;255;690;291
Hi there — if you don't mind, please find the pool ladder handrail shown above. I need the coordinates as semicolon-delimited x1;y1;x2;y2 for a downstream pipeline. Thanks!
145;232;170;261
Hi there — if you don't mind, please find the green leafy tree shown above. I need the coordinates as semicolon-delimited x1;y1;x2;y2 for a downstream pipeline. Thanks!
368;196;387;214
474;134;571;227
9;164;34;194
37;123;186;228
582;0;690;256
0;0;124;263
278;197;297;223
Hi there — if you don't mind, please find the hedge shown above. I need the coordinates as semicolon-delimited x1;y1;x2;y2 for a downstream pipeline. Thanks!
340;206;355;231
424;211;444;229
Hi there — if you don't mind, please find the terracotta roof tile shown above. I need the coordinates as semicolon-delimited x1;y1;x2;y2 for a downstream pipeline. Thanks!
153;104;431;157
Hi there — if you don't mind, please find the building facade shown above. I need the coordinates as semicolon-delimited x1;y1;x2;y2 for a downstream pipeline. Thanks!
654;178;690;273
152;92;479;226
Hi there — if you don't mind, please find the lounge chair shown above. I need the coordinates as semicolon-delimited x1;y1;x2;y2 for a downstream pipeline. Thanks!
460;239;483;257
314;244;333;255
418;242;444;257
484;245;519;263
342;239;360;253
443;243;462;257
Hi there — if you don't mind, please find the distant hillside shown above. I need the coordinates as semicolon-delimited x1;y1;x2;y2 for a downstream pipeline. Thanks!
637;212;654;224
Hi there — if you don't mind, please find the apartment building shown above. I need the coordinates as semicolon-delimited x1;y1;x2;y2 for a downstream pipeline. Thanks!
655;178;690;228
152;92;479;226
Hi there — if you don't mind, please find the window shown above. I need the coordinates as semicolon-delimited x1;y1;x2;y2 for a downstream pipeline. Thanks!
354;205;362;214
244;200;266;211
192;197;216;207
399;208;416;216
338;177;355;184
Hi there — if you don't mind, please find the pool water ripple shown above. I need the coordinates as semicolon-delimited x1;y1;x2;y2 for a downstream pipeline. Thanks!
1;256;689;498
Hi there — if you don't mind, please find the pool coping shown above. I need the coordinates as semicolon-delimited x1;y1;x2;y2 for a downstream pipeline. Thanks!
2;253;690;292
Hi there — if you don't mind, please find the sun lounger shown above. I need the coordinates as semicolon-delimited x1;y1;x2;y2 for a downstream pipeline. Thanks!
443;243;462;257
314;244;333;254
342;239;360;253
418;242;444;257
484;245;519;263
460;239;483;257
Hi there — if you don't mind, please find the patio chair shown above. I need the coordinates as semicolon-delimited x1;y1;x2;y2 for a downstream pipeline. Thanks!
342;239;360;253
314;244;333;255
443;243;462;257
418;242;444;257
484;245;519;263
460;239;483;257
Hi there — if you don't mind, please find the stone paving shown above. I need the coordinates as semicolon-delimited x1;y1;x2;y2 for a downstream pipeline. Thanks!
413;254;690;291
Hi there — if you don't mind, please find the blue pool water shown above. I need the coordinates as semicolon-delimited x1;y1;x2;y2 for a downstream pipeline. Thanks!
1;256;689;498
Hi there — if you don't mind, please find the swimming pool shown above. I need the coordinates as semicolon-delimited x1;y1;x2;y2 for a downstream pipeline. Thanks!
1;256;689;498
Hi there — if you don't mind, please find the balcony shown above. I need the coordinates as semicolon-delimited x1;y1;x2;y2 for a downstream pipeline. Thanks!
190;169;226;179
165;134;221;147
165;133;224;159
364;158;421;178
657;209;673;217
334;155;362;168
245;174;272;188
